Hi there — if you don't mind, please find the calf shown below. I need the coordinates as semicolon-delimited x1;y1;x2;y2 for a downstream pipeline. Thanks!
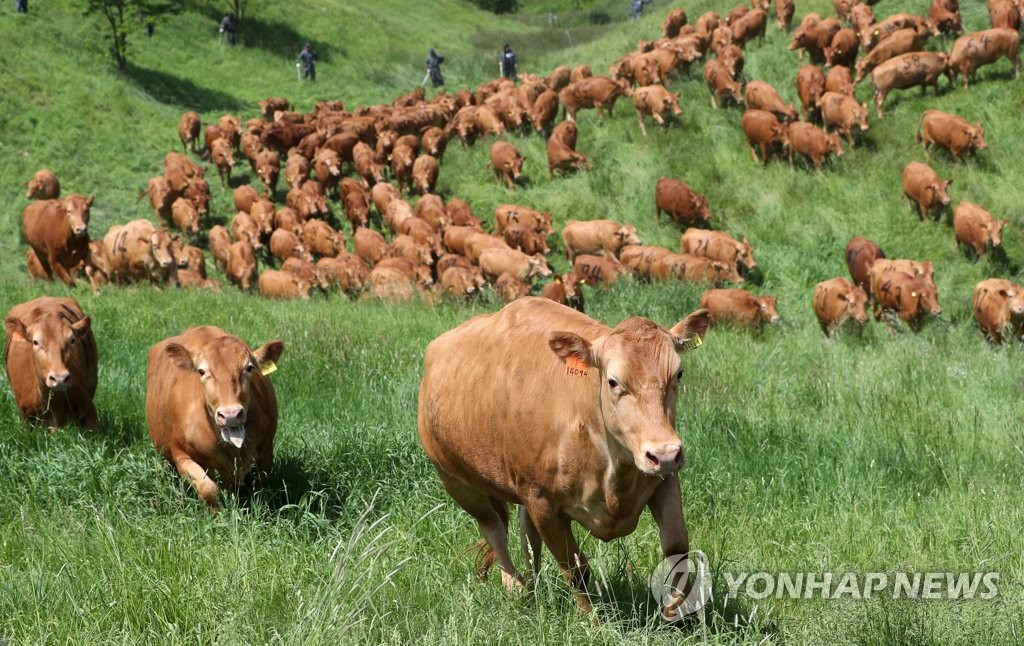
812;277;868;336
632;85;682;136
503;224;550;256
210;138;236;188
269;228;312;264
302;219;345;258
870;271;942;331
823;28;859;70
825;65;855;96
973;278;1024;342
704;59;744;108
796;65;826;123
101;219;177;286
854;27;930;83
741;109;790;164
572;254;628;287
559;76;631;121
225;241;259;291
902;162;952;220
170;197;201;235
954;201;1008;257
258;269;312;300
700;289;780;328
680;228;758;273
917;110;987;162
547;123;591;179
489;142;526;190
844;236;885;290
540;271;585;312
26;169;60;200
655;178;711;226
147;326;283;510
788;121;844;170
4;296;98;429
818;91;869;147
479;247;553;283
178;111;202;153
870;52;949;118
776;0;795;31
412;154;440;195
562;219;641;262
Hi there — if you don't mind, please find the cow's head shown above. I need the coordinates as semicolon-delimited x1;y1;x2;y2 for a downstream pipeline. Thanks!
618;225;642;248
6;309;91;393
527;254;554;280
757;296;781;324
968;124;987;151
1005;284;1024;317
989;220;1009;249
562;271;585;311
63;194;93;238
931;178;952;207
151;229;176;273
548;310;710;476
738;238;758;270
165;335;284;447
846;286;869;324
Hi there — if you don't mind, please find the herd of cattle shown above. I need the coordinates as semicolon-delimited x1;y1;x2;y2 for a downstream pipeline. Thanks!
6;0;1024;516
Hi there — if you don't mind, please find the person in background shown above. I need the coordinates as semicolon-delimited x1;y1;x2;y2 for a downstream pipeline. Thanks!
426;48;445;87
297;43;318;81
630;0;653;20
219;12;237;45
499;44;517;81
15;0;27;13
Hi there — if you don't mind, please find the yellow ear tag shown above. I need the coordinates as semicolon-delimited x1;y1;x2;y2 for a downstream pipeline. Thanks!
260;361;278;376
681;335;703;352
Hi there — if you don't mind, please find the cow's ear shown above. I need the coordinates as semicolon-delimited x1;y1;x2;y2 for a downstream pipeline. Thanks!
254;340;284;369
165;343;194;371
86;195;95;207
5;317;28;344
71;316;91;337
669;309;711;353
549;331;595;366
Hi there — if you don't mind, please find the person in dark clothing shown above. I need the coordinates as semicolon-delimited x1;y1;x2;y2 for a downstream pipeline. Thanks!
499;44;518;80
426;48;445;87
219;12;237;45
629;0;652;20
297;43;317;81
15;0;28;13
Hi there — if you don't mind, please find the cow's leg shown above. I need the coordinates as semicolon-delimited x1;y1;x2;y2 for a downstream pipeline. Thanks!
48;250;76;287
647;476;695;618
171;449;221;510
25;248;50;280
525;502;592;612
637;112;648;137
437;471;524;591
518;505;543;578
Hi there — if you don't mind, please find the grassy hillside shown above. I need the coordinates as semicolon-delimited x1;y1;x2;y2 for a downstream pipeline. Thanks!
0;0;1022;643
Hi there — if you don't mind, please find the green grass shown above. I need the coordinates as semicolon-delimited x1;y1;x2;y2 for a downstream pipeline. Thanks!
1;0;1023;643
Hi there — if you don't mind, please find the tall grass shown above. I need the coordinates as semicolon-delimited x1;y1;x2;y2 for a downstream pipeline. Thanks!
0;0;1022;643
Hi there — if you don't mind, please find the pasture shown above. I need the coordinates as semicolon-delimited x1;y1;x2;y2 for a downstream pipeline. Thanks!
0;0;1022;643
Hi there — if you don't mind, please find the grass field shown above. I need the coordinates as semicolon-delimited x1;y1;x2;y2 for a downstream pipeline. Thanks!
0;0;1022;643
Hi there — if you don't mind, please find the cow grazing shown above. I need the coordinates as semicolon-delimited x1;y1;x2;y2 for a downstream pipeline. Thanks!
489;142;526;191
973;278;1024;342
818;92;870;147
870;52;949;118
494;204;553;238
948;28;1020;89
704;59;744;108
572;254;629;287
741;109;790;164
954;202;1008;257
844;236;886;290
147;326;283;510
700;289;780;329
26;169;60;200
479;247;553;283
547;122;591;179
4;297;98;429
178;111;201;153
540;271;585;312
788;121;844;170
23;195;94;287
417;298;709;615
902;162;952;220
562;219;641;262
632;85;682;136
813;278;868;336
870;271;942;331
503;224;550;256
917;110;987;162
655;178;711;226
259;269;312;300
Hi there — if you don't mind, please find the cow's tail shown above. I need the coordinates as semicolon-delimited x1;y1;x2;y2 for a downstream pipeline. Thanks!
467;538;496;579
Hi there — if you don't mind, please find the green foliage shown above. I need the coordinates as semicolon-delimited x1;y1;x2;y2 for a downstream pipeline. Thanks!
469;0;520;15
0;0;1023;643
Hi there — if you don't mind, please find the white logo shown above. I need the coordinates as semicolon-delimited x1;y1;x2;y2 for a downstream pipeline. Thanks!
648;550;713;620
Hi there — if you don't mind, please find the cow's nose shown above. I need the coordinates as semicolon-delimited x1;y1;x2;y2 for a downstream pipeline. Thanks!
644;443;683;473
46;371;71;391
73;226;88;237
215;405;246;427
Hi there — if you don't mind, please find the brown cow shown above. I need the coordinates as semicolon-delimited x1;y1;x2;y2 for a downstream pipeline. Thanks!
632;85;682;136
903;162;952;220
851;3;875;34
776;0;795;31
651;253;743;284
562;219;641;262
949;29;1019;89
731;8;768;47
185;177;211;220
269;229;312;264
988;0;1020;30
26;169;60;200
479;247;553;283
530;89;560;137
210;138;236;188
317;254;370;297
172;240;206;277
818;91;870;147
147;326;283;510
559;76;631;121
258;269;312;300
790;15;841;63
285;152;310;190
823;28;859;70
439;265;485;299
231;211;263;251
796;65;826;123
700;289;780;328
145;176;176;226
973;278;1024;342
812;277;868;336
620;245;673;279
870;271;942;330
869;259;936;287
663;8;689;37
494;204;554;238
491;272;529;303
788;121;844;170
704;59;744;108
208;225;232;272
844;236;886;290
741;109;790;164
391;233;434;268
854;27;930;83
746;81;798;123
417;299;710;614
314;147;344;196
4;297;98;429
225;241;259;291
860;13;931;51
870;52;949;118
302;219;345;258
354;227;389;267
23;195;93;287
489;142;526;191
547;123;591;179
255;149;280;197
655;178;711;226
680;228;758;273
825;65;856;95
421;126;449;161
503;224;550;256
178;111;202;153
954;201;1008;256
233;185;260;214
101;219;177;286
917;110;987;162
282;257;328;293
572;254;629;286
540;271;585;312
411;154;440;195
929;0;962;35
171;197;200;235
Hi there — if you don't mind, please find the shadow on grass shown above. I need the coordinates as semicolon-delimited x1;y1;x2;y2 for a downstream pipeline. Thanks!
188;3;339;62
127;63;246;113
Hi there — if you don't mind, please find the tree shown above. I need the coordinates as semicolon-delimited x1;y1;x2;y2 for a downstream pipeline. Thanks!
86;0;170;75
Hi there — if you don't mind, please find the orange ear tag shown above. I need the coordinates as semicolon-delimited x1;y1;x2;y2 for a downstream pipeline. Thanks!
565;355;589;378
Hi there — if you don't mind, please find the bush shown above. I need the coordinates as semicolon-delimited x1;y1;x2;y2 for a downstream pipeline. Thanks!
468;0;519;14
588;9;611;24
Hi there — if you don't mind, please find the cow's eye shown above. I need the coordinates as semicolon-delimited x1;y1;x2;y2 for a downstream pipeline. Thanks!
32;339;39;347
675;368;683;381
244;363;254;373
197;368;206;377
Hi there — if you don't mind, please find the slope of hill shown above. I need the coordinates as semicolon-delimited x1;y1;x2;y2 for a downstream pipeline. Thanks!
0;0;1022;643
